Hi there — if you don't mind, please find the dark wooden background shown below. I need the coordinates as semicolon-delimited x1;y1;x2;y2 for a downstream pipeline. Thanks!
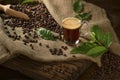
0;0;120;80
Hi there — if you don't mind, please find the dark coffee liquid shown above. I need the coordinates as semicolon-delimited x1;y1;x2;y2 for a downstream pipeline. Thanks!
62;17;81;45
63;27;80;44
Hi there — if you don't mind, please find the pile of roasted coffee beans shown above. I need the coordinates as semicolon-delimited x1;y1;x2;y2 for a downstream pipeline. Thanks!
3;1;61;34
1;1;71;57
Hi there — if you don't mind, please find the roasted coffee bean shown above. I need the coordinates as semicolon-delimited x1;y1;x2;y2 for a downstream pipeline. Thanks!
12;27;15;31
28;33;32;36
24;42;27;45
46;45;49;48
34;40;38;43
72;55;76;58
23;31;26;34
13;36;18;41
6;31;10;34
39;43;42;46
16;36;21;40
23;39;29;43
64;46;68;50
30;39;37;43
49;49;53;53
24;35;29;39
63;54;67;57
11;35;15;38
61;46;68;50
61;46;64;49
30;44;34;49
4;27;7;29
8;35;11;38
13;32;17;35
4;2;61;35
54;48;57;52
51;52;56;55
58;49;63;54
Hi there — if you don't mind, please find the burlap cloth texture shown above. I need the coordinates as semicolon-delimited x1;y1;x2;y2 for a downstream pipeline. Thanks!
0;0;120;65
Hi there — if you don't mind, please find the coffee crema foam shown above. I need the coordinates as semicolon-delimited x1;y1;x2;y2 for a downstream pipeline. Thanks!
62;17;81;30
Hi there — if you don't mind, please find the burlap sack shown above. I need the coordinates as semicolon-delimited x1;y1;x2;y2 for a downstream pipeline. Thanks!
0;0;120;65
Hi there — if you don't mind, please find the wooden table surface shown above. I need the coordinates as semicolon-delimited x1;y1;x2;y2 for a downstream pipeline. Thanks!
0;0;120;80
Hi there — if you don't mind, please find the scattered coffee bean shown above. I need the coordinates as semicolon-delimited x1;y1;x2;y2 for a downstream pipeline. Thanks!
11;35;15;38
6;31;10;34
17;35;21;40
64;46;68;50
8;34;11;38
46;45;49;48
30;44;34;49
72;55;76;58
35;40;38;43
4;27;7;29
13;31;17;35
30;39;38;43
24;35;29;39
61;46;68;50
23;39;29;43
61;46;64;49
54;48;57;52
12;27;15;31
63;54;67;57
49;49;53;53
39;43;42;46
28;32;31;36
24;42;27;45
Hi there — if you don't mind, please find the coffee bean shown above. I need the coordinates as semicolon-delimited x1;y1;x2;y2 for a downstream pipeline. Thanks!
24;35;29;39
23;39;29;43
46;45;49;48
30;44;34;49
64;46;68;50
63;54;67;57
12;27;15;31
28;32;31;36
4;3;61;35
6;31;10;34
72;55;76;58
13;32;17;35
58;49;63;54
4;27;7;29
17;35;21;40
54;48;57;52
24;42;27;45
8;35;11;38
49;49;53;53
61;46;68;50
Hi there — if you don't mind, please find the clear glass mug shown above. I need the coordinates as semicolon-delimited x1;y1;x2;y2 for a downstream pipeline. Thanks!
61;17;88;45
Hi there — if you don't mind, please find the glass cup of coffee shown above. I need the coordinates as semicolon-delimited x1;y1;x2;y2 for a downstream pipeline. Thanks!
62;17;88;45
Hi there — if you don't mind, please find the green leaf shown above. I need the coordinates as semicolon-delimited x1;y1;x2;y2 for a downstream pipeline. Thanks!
73;0;83;13
103;32;112;48
89;32;96;43
91;25;112;48
76;12;92;20
91;25;104;42
71;42;97;54
38;28;55;40
21;0;34;4
87;46;107;57
71;24;113;58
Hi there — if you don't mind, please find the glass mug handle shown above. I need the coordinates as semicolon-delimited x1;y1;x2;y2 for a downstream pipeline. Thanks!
79;21;89;38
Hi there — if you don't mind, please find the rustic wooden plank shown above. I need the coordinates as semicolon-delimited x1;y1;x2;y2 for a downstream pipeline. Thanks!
0;65;32;80
2;55;93;80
